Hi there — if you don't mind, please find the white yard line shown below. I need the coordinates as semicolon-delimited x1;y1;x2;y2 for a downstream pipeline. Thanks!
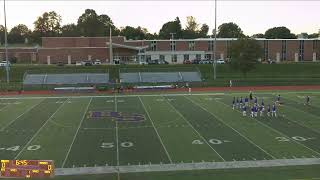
61;98;92;168
217;98;320;157
283;96;320;120
115;95;120;167
164;96;226;162
114;95;120;180
278;112;320;135
138;96;173;163
184;95;276;159
0;99;44;132
0;104;10;112
14;98;68;159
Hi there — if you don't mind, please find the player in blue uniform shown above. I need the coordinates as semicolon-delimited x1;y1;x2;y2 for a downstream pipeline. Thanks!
267;104;271;117
236;97;239;109
305;96;310;106
232;97;236;110
254;97;258;105
239;97;243;109
251;105;255;117
272;104;277;117
259;105;264;116
254;105;258;117
245;97;249;107
242;105;247;116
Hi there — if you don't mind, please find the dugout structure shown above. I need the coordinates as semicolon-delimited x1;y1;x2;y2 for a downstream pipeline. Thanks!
22;69;109;91
119;67;202;85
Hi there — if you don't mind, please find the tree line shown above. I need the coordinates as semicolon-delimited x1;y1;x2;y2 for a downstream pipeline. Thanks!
0;9;318;45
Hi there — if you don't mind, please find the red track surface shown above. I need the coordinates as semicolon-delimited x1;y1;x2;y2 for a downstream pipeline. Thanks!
1;85;320;96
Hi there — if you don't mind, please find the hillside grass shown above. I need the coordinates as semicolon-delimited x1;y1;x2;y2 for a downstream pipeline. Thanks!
1;63;320;90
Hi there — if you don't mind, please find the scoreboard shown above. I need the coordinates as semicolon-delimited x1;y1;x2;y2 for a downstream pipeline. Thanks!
0;160;54;178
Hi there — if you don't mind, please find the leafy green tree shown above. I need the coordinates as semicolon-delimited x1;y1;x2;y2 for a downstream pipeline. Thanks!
120;26;147;40
8;24;31;43
182;17;209;38
34;11;62;37
0;25;5;45
229;37;263;77
61;24;80;37
265;26;296;39
217;22;244;38
308;33;319;39
251;33;265;38
159;17;182;39
199;24;209;37
77;9;118;37
185;16;199;32
98;14;119;36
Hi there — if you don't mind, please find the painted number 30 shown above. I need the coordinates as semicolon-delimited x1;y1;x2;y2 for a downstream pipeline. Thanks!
101;142;133;148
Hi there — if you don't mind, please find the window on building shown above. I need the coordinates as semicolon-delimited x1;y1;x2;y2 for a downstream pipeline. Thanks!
159;55;165;61
208;41;214;51
196;54;201;60
299;40;304;61
171;54;177;62
281;40;287;61
188;41;195;51
170;41;176;51
184;54;189;61
205;54;212;60
151;41;157;51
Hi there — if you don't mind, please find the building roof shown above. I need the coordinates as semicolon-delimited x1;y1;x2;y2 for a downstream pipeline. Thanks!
106;42;148;50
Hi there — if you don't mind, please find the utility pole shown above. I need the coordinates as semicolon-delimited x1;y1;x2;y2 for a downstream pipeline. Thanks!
4;0;9;83
213;0;217;80
170;33;176;40
109;26;113;64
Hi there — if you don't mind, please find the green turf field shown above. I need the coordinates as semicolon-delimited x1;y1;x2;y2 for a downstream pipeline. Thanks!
0;91;320;179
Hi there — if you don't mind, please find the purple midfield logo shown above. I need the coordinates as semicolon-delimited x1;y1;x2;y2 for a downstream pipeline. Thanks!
89;111;145;122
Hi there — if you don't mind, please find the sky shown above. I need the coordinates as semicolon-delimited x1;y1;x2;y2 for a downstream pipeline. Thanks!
0;0;319;36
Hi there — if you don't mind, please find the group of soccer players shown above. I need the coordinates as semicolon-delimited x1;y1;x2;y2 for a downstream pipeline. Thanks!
232;92;311;118
232;92;278;118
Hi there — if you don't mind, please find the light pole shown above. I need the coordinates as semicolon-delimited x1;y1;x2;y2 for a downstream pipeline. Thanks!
104;23;113;64
4;0;9;83
213;0;217;80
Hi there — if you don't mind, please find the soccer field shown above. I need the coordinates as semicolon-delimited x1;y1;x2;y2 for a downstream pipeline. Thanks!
1;91;320;177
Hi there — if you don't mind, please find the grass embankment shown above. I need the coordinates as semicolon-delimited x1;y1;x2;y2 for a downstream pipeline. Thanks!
1;63;320;91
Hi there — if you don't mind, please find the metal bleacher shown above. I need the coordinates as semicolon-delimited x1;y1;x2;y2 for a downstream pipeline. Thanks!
23;73;109;85
120;71;202;83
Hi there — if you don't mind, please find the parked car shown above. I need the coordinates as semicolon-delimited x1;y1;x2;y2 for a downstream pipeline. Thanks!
83;61;93;66
75;61;82;66
139;61;147;65
159;60;169;64
199;60;211;64
93;59;101;65
215;59;225;64
57;61;64;66
0;61;10;67
183;60;192;64
192;59;201;64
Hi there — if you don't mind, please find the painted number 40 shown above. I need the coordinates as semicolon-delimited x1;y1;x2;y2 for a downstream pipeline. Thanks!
0;145;41;151
276;136;314;142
